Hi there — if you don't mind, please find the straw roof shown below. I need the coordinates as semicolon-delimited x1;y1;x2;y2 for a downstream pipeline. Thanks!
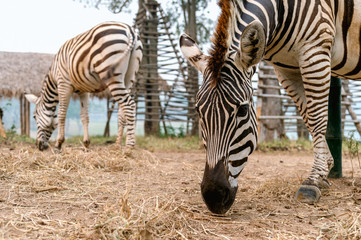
0;51;53;98
0;51;110;99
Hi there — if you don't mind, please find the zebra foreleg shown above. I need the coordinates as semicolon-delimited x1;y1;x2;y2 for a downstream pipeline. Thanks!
79;92;90;147
116;105;126;145
296;133;333;202
294;79;334;203
121;95;136;147
275;67;333;203
55;83;72;151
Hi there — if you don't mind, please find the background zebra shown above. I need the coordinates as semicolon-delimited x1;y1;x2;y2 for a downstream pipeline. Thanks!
180;0;361;214
25;21;143;151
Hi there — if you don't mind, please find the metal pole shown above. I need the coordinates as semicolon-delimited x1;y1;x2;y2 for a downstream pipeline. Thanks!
326;76;342;178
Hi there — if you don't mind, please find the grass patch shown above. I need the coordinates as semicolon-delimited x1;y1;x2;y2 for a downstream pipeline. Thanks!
65;135;202;151
257;138;313;152
0;130;35;145
343;133;361;157
65;135;118;145
136;135;201;151
11;134;202;152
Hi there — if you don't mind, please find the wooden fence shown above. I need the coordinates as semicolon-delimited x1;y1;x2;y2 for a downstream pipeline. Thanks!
255;61;361;141
105;0;198;136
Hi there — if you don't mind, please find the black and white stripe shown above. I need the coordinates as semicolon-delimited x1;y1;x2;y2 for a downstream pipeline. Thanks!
26;21;143;150
180;0;361;213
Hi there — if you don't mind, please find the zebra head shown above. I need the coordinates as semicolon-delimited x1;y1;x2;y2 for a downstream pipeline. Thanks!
25;93;58;151
180;21;266;214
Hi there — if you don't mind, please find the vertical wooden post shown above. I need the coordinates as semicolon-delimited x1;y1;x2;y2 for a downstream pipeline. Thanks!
256;76;263;137
25;96;30;135
0;108;6;138
20;94;24;135
20;93;30;136
257;61;285;141
104;96;114;137
143;0;160;135
186;0;199;136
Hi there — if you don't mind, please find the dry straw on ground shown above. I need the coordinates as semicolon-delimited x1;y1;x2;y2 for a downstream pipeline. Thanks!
0;142;230;239
1;140;361;239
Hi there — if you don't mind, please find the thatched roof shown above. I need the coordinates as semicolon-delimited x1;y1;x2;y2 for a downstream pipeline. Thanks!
0;51;110;99
0;51;53;98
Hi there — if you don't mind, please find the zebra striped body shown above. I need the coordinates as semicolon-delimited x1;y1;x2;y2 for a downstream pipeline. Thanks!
180;0;361;213
26;21;143;150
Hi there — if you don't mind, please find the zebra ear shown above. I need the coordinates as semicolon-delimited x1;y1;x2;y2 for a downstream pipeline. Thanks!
179;33;208;74
25;93;39;104
236;21;266;69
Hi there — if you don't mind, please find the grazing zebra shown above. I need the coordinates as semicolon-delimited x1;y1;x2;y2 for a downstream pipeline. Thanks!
25;21;143;151
180;0;361;214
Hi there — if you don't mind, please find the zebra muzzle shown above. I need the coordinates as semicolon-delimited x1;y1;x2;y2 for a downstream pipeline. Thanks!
201;160;238;214
36;139;49;151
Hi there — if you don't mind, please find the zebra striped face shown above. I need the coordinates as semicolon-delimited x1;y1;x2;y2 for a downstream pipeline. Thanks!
197;73;257;214
180;22;264;213
26;93;58;151
33;106;57;151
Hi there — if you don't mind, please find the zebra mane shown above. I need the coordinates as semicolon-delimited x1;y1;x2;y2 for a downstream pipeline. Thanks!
208;0;232;87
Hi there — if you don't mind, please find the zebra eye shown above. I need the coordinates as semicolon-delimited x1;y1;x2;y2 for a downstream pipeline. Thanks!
239;103;249;110
195;105;200;114
237;103;249;117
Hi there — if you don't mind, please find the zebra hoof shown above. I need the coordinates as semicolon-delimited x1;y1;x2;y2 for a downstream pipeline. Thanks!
53;147;62;154
125;143;135;148
320;179;331;189
54;143;62;153
295;185;321;204
83;140;90;148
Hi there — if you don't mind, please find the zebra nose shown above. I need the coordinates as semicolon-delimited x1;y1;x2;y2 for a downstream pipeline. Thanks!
37;139;49;151
201;160;238;214
201;182;237;214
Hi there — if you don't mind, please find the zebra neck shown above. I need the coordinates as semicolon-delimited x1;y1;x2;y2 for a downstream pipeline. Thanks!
40;74;59;107
208;0;280;85
230;0;280;48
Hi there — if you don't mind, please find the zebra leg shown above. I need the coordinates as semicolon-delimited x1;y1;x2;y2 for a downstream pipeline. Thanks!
275;67;333;203
298;62;334;202
108;83;136;147
55;83;72;150
109;52;138;147
116;104;126;145
120;94;136;147
79;92;90;147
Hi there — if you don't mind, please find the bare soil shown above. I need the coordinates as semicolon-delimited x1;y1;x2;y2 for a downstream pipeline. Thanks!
0;142;360;239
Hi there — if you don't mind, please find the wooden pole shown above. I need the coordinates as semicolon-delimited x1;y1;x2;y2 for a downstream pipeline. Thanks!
0;108;6;138
341;82;361;136
25;97;30;136
19;93;30;136
20;94;24;135
103;96;115;137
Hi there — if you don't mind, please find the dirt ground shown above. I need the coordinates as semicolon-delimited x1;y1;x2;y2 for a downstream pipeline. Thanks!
0;142;361;239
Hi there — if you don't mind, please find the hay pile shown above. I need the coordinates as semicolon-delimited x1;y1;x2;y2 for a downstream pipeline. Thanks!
1;140;361;239
0;143;229;239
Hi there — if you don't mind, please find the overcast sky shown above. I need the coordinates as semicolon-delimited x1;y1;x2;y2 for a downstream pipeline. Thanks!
0;0;136;54
0;0;220;54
